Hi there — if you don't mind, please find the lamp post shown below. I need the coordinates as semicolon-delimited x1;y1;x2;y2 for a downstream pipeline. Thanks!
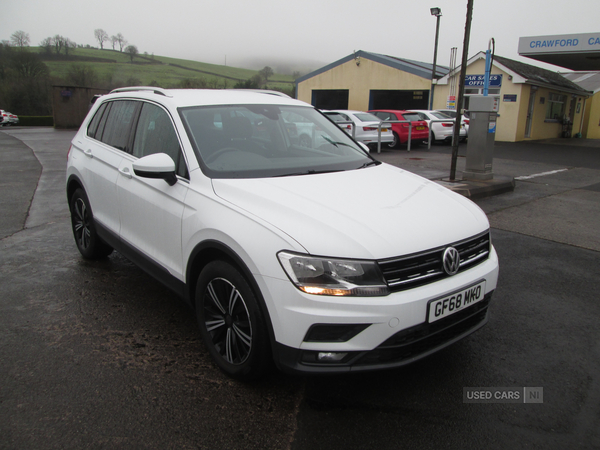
429;7;442;110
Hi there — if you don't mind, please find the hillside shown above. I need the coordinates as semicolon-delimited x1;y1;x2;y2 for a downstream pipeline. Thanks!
32;47;296;92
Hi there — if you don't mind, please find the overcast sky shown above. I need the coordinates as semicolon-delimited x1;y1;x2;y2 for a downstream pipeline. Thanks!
2;0;598;73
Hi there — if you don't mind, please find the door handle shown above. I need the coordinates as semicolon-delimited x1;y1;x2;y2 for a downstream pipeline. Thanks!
119;167;132;179
84;149;93;158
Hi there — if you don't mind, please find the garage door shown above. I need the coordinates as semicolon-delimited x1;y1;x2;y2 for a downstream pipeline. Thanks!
311;90;349;110
369;90;429;110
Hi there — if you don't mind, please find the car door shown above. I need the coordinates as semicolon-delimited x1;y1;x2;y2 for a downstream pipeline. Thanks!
116;101;189;281
77;100;138;235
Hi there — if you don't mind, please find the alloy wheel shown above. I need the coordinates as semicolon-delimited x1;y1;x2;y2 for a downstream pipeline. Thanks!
203;277;253;365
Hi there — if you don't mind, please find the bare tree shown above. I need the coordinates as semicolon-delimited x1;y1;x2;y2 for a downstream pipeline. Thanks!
64;38;76;56
114;33;127;52
53;35;65;55
110;35;117;50
39;37;53;54
10;30;30;48
94;29;108;49
124;45;138;63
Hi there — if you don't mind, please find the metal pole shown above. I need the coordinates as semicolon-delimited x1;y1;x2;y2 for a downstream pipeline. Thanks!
450;0;473;181
429;13;441;110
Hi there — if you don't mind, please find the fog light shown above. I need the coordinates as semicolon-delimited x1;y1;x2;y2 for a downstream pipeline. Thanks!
317;352;348;362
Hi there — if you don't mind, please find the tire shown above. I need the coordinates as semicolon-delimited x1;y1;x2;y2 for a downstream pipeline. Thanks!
195;260;271;380
69;188;113;259
388;132;400;149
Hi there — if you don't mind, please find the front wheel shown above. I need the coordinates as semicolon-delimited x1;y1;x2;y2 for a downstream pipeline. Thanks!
69;188;113;259
195;261;271;380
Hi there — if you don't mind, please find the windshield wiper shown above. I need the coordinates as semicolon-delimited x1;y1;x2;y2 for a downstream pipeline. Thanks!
321;136;354;148
357;161;380;169
273;169;345;178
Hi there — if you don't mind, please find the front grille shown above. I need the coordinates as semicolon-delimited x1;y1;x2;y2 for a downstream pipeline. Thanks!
379;230;490;292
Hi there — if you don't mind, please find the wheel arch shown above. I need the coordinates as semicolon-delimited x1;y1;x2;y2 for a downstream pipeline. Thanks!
66;174;85;207
185;240;277;351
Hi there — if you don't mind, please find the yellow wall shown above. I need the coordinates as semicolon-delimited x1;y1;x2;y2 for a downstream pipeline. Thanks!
582;92;600;139
297;58;431;111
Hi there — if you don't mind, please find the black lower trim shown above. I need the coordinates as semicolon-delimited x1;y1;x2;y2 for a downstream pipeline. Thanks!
274;291;494;375
94;220;187;301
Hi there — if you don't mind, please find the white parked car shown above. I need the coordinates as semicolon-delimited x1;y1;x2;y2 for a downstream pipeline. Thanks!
66;87;498;379
0;110;9;126
322;110;394;149
435;109;469;136
410;109;467;143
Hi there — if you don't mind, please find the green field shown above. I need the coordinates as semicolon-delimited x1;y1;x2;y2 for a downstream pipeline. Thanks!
32;47;296;92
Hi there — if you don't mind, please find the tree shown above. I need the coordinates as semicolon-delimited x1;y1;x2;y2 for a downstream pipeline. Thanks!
53;35;65;55
124;45;138;63
0;50;52;116
39;37;53;55
63;38;77;56
67;64;98;87
9;51;50;79
10;30;30;48
259;66;273;83
110;35;117;50
114;33;127;52
94;29;108;49
234;74;263;89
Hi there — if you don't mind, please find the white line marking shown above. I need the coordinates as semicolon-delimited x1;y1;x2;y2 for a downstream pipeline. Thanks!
515;169;569;180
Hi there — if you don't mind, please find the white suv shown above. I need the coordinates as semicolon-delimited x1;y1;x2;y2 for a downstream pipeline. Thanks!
66;87;499;379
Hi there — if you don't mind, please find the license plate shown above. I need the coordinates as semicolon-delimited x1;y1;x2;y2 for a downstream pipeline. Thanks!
427;281;486;323
381;128;388;132
416;126;425;130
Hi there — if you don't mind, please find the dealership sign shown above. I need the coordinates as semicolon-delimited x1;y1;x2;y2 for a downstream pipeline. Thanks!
464;74;503;87
519;32;600;55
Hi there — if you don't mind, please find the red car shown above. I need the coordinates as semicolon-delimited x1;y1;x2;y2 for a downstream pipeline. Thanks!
369;110;429;148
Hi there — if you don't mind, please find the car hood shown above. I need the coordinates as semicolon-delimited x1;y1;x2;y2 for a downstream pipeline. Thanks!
211;164;489;259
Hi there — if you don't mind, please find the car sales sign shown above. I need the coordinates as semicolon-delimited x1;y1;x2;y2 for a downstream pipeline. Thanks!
464;74;503;87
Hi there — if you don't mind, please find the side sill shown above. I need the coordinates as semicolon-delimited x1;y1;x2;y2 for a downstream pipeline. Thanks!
94;221;189;306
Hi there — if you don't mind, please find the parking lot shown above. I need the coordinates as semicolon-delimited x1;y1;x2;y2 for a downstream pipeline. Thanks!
1;128;599;449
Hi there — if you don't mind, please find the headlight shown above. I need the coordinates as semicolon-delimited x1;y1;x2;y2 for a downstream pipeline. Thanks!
277;251;389;296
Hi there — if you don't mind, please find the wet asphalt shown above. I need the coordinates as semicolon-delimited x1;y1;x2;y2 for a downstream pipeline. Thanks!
1;128;599;449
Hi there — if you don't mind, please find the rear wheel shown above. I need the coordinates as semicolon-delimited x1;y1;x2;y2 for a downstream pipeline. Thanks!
388;132;400;149
69;188;113;259
195;260;271;380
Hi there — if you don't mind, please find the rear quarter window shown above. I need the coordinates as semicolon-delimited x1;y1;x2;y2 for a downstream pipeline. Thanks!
87;102;109;140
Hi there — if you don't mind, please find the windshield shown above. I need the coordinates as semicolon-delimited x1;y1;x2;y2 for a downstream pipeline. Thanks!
180;105;375;178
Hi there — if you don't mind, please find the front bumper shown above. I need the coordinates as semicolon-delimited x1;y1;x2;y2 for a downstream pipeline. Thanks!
274;291;492;374
263;246;499;374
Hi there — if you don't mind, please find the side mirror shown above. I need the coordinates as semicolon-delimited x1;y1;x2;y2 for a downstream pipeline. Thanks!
133;153;177;186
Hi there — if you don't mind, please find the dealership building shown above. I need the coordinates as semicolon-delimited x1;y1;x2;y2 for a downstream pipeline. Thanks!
296;32;600;142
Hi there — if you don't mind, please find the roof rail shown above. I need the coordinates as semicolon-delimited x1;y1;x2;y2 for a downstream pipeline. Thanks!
109;86;172;97
227;89;291;98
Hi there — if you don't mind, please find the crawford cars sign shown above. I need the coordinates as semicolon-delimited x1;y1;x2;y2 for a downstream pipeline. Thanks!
519;32;600;55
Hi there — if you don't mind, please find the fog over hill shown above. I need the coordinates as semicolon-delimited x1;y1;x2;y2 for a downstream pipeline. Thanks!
237;57;328;77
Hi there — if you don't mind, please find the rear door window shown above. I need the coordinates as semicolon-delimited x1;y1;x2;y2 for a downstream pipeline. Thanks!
100;100;139;152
